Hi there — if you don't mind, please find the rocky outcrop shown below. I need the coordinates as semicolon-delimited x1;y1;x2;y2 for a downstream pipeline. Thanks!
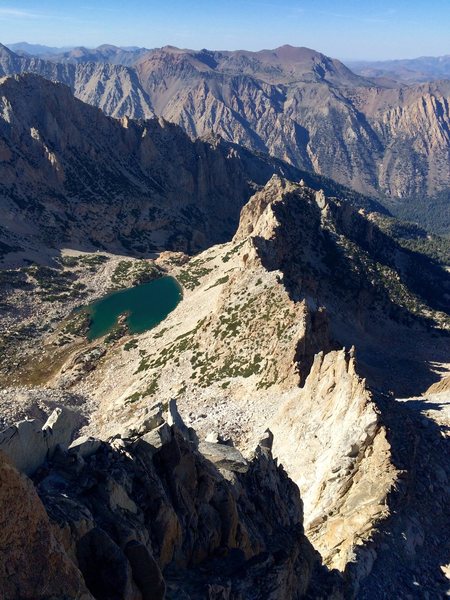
271;349;396;570
0;407;80;475
0;450;92;599
233;176;449;394
0;406;343;599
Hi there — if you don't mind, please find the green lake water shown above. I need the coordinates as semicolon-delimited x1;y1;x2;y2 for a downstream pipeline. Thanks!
87;276;182;340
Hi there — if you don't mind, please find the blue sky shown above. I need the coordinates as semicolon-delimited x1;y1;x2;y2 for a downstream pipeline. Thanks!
0;0;448;60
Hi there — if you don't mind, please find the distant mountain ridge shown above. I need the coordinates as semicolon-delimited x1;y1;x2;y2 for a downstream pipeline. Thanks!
0;43;154;119
2;42;450;232
41;43;150;66
6;42;149;64
6;42;75;56
348;54;450;84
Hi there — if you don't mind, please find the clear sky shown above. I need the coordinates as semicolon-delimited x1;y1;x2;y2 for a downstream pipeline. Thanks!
0;0;449;60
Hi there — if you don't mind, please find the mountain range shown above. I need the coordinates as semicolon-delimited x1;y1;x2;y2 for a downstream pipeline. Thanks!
349;54;450;84
1;42;450;234
0;73;386;265
0;39;449;600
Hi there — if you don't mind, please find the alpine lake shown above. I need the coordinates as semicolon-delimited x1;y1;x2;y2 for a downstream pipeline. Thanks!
86;276;182;340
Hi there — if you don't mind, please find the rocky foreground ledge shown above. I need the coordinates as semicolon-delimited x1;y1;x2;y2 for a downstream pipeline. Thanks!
0;402;343;600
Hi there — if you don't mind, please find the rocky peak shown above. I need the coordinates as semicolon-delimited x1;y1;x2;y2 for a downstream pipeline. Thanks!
234;175;305;242
271;348;396;570
234;176;449;393
0;43;24;75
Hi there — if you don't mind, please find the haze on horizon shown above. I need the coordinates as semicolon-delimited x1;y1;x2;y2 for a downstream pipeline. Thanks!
0;0;448;61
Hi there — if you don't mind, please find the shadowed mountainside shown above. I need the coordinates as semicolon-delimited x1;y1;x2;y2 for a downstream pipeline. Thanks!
0;73;386;265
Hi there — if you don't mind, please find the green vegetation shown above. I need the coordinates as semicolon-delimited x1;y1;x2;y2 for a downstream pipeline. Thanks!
143;376;159;397
257;362;280;390
324;231;449;326
189;351;263;387
103;317;130;345
222;241;245;263
60;254;109;270
178;264;213;290
383;190;450;238
134;318;207;374
124;339;138;351
183;286;296;388
124;375;160;404
124;391;141;404
154;326;171;339
375;215;450;266
206;275;229;290
61;310;91;338
111;260;160;288
25;265;87;302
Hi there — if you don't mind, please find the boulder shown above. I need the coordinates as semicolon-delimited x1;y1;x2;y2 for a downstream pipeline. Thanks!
69;435;102;458
205;431;219;443
198;441;249;473
115;402;165;440
0;407;79;475
134;423;172;458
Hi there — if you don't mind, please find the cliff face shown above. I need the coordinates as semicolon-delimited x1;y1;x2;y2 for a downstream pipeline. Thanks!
347;83;450;197
133;48;450;203
271;349;395;571
0;74;304;261
0;43;154;119
0;409;342;600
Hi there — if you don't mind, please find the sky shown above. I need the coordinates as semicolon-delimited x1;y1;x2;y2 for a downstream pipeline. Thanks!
0;0;449;61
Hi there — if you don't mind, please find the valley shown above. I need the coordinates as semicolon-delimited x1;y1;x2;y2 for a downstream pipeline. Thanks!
1;171;449;597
